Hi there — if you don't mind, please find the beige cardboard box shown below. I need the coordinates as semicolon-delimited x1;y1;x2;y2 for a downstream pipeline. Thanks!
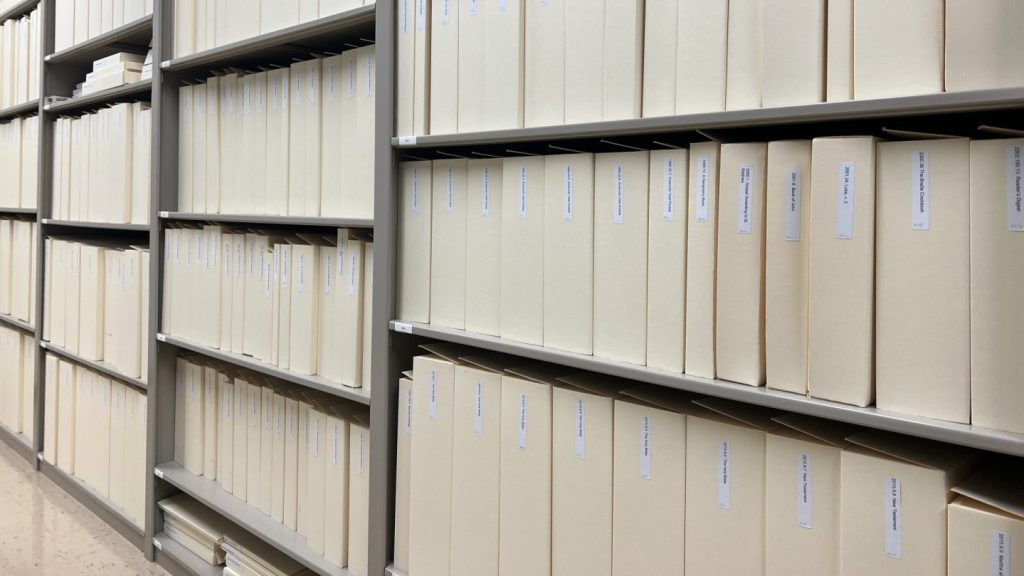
970;138;1024;434
827;0;853;101
765;141;812;394
524;0;564;127
393;376;413;574
429;0;459;134
204;368;218;480
642;0;678;117
686;398;779;576
685;142;721;378
725;0;763;111
807;137;876;406
853;0;944;99
324;408;349;568
450;356;504;576
676;0;728;114
501;156;545;344
43;355;58;464
217;376;233;493
483;0;524;130
543;153;594;355
647;149;688;372
564;0;604;125
762;0;825;107
456;0;486;132
398;162;432;323
465;159;503;336
603;0;643;121
876;139;971;423
396;0;417;136
348;413;370;576
232;377;247;499
841;430;978;576
945;0;1024;92
594;151;649;365
430;159;469;329
716;143;767;386
57;361;76;473
948;463;1024;576
413;0;430;136
283;395;299;529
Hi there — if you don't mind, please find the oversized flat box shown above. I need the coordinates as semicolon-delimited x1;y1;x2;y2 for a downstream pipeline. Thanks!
685;398;777;576
876;139;970;423
853;0;944;100
408;349;458;576
393;377;413;574
465;159;503;335
684;142;720;378
762;0;824;107
449;358;502;576
398;162;432;323
765;141;812;394
306;407;327;552
945;0;1024;92
483;0;524;130
716;143;767;386
283;396;299;529
44;355;59;464
543;153;594;354
593;151;649;364
57;362;76;473
564;0;604;124
347;416;370;576
429;0;459;133
647;150;688;371
524;0;564;127
676;0;728;114
323;410;349;567
456;0;485;131
217;377;233;491
947;463;1024;576
500;368;555;576
725;0;763;111
971;138;1024;433
807;137;876;406
260;0;299;33
602;0;642;121
270;392;286;523
841;430;978;576
231;377;247;499
501;156;545;344
765;414;855;576
642;0;677;117
430;159;469;328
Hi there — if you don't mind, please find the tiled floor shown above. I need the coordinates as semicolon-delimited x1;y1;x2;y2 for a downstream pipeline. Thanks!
0;438;170;576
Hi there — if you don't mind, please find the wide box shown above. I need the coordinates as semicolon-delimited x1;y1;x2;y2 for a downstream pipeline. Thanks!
762;0;824;107
675;0;727;114
945;0;1024;92
853;0;944;99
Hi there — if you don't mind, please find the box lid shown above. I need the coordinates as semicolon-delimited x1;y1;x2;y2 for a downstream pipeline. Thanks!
459;352;522;375
951;460;1024;520
619;386;707;416
772;413;859;447
846;429;979;472
419;342;474;364
506;363;575;386
693;397;782;431
556;373;628;398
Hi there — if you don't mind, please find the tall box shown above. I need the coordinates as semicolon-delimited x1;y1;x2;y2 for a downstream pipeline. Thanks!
563;0;604;125
684;142;721;378
970;138;1024;434
524;0;565;127
762;0;825;107
543;153;594;355
500;156;545;345
676;0;727;114
765;140;812;394
948;463;1024;576
716;143;767;386
853;0;944;99
876;139;971;423
393;376;413;574
483;0;524;130
602;0;643;121
456;0;486;132
398;162;432;323
430;159;469;329
725;0;763;111
826;0;853;101
593;151;649;365
429;0;459;134
465;159;502;336
641;0;678;117
647;150;688;372
807;137;876;406
945;0;1024;92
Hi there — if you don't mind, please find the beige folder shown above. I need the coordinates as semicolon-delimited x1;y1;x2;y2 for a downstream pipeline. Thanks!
354;46;377;221
289;240;320;375
57;362;76;473
317;239;338;381
108;381;126;510
184;362;204;474
78;244;106;361
266;68;290;216
465;159;503;336
429;0;460;134
192;84;208;214
179;85;194;212
339;234;365;388
948;463;1024;576
44;355;59;464
219;74;240;212
853;0;944;99
277;242;293;368
676;0;728;114
288;61;308;215
93;377;112;497
203;368;218;479
725;0;764;111
361;243;373;391
762;0;825;108
524;0;564;128
684;142;720;378
483;0;524;130
826;0;853;101
204;78;219;214
260;0;299;33
430;159;469;329
306;406;327;553
230;234;245;353
245;382;261;506
396;0;418;136
413;0;431;136
320;54;344;218
500;156;545;344
297;399;311;535
398;162;432;323
647;149;689;372
304;59;324;217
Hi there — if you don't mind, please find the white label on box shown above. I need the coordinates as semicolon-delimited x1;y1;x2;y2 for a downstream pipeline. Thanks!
281;249;290;288
640;415;651;480
400;0;410;33
884;476;903;559
298;253;305;293
563;164;574;221
347;59;356;98
410;168;420;214
911;151;930;231
518;166;529;218
358;431;366;476
574;399;585;459
366;55;374;97
324;253;332;294
785;169;802;241
442;0;450;24
474;382;483;437
737;164;754;234
348;252;358;296
429;370;438;421
797;453;812;528
308;68;317;105
1008;145;1023;232
696;156;710;222
518;393;528;450
481;167;491;216
499;0;507;10
417;0;426;30
314;415;321;457
663;157;676;221
991;530;1010;576
718;441;731;510
469;0;478;15
235;241;243;278
446;167;455;213
836;162;856;239
332;424;339;465
405;387;413;436
613;164;625;223
394;322;413;333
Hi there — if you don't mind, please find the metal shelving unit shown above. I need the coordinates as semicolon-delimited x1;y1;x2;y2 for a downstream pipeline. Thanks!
39;460;145;548
0;0;37;22
0;98;40;120
45;15;153;64
0;423;34;462
159;211;374;230
0;312;34;333
41;218;152;232
44;78;153;113
154;533;224;576
40;340;148;391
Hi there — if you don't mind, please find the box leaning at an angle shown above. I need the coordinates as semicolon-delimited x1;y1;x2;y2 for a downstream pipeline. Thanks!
647;149;689;372
465;159;503;336
685;142;721;379
853;0;944;100
807;136;876;407
501;156;545;345
431;159;469;329
398;161;432;324
841;430;978;576
948;462;1024;576
945;0;1024;92
970;138;1024;434
876;138;971;423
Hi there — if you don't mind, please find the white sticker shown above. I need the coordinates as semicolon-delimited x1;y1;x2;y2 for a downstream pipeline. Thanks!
416;0;426;30
324;253;333;295
518;166;529;218
563;164;574;221
785;169;802;242
442;0;450;24
405;387;413;436
394;322;413;334
366;54;374;97
348;252;358;296
400;0;410;33
469;0;478;15
613;164;625;223
446;167;455;213
358;431;366;476
429;370;438;421
481;167;491;217
737;164;754;234
640;415;651;480
410;168;420;214
884;476;903;559
298;253;305;293
696;156;710;222
332;424;339;465
281;249;290;289
911;151;930;231
473;382;483;437
991;530;1010;576
1008;145;1023;232
836;162;856;239
574;399;585;460
517;393;528;450
498;0;507;10
718;441;731;510
663;157;675;221
797;453;812;529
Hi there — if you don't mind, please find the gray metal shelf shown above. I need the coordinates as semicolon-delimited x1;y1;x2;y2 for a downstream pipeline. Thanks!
157;333;370;405
159;211;373;230
385;566;405;576
0;0;38;22
40;340;148;391
0;206;37;214
155;462;354;576
44;78;152;114
0;423;34;463
39;460;146;551
153;533;223;576
390;321;1024;457
41;218;151;231
46;15;153;65
0;312;34;333
0;99;39;120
